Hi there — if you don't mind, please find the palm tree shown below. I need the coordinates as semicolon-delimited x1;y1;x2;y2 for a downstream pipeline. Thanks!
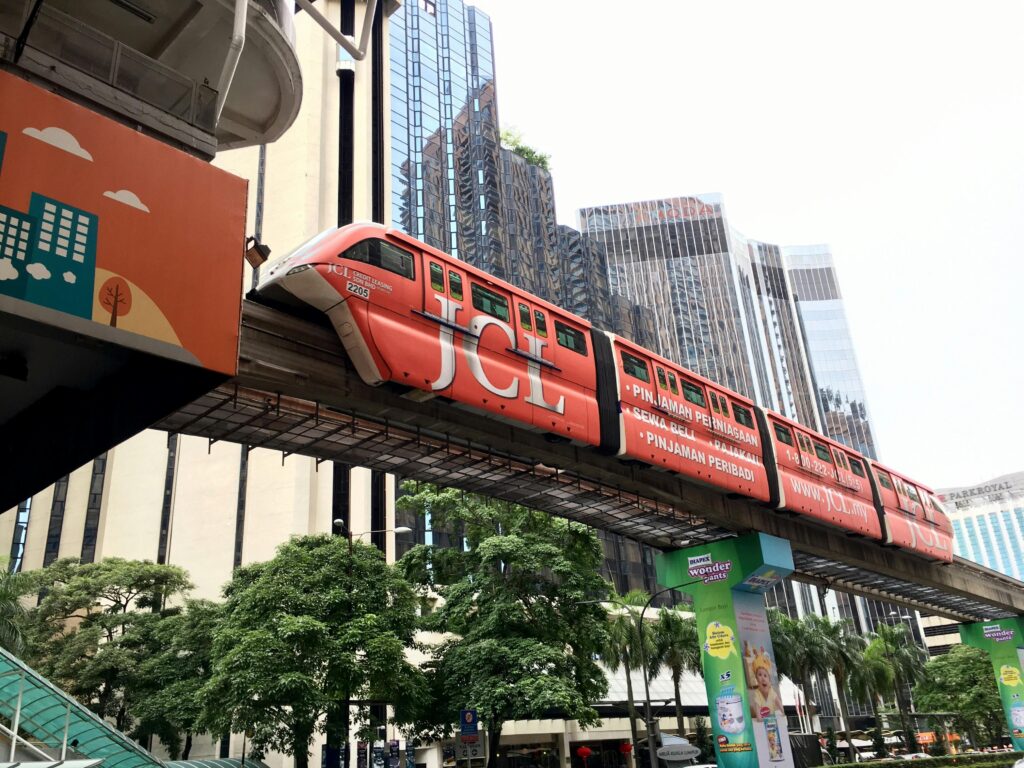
0;563;31;655
814;616;867;764
767;609;827;734
601;590;654;756
849;639;895;758
875;621;927;752
654;606;701;738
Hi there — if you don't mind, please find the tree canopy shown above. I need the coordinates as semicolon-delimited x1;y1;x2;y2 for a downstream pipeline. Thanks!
397;483;609;768
500;129;551;171
202;535;425;768
914;644;1005;747
25;558;193;732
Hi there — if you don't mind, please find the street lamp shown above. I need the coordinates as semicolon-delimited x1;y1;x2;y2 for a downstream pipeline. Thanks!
332;519;413;553
581;581;696;768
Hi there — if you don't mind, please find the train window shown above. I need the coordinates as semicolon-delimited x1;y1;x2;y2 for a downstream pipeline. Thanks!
519;303;532;331
449;271;463;300
429;263;444;292
471;283;510;322
710;392;721;414
849;458;866;477
832;449;847;470
733;404;754;428
656;367;668;390
555;321;587;355
534;310;548;338
621;350;650;382
813;442;833;463
876;471;894;491
341;239;415;279
719;396;730;418
773;423;794;446
905;485;922;503
667;372;679;395
798;435;813;454
682;381;706;408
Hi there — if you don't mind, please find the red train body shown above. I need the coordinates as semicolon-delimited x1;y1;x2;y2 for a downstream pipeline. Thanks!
259;223;954;562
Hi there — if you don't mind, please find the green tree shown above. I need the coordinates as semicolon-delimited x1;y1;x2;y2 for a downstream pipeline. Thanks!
601;590;652;755
26;558;193;730
849;639;894;758
500;129;551;171
767;609;827;734
814;616;867;764
131;599;222;758
692;716;714;763
0;561;32;654
875;622;927;752
914;644;1005;748
202;535;424;768
397;484;609;768
653;607;701;739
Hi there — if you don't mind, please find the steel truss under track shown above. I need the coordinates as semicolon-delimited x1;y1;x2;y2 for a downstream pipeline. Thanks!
156;368;1021;623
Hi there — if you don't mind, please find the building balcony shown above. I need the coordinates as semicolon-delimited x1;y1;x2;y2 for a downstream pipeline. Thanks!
0;0;302;158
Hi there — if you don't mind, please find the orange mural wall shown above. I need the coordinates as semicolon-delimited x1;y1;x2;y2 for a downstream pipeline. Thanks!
0;72;247;376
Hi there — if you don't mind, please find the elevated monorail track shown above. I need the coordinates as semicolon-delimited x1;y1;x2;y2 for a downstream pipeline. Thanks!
154;301;1024;621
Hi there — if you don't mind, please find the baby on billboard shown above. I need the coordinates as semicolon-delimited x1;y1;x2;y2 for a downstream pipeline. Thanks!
744;641;785;721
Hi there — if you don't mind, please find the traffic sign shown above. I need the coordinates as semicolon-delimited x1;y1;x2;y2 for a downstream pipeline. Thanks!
459;709;479;743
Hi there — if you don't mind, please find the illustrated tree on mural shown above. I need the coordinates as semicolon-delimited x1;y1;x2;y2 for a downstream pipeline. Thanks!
99;276;133;327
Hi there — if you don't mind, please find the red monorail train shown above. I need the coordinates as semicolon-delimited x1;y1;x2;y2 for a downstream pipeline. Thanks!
258;223;954;562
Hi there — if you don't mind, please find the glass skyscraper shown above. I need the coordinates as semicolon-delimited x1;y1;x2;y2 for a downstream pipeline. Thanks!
785;245;878;458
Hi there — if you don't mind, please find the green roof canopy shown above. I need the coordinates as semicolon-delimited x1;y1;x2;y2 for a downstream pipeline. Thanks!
0;647;162;768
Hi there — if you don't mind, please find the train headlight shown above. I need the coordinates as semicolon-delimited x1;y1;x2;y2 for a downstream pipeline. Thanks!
286;264;314;275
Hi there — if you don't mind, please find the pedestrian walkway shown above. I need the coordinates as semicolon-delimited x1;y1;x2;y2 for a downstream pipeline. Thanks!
0;647;161;768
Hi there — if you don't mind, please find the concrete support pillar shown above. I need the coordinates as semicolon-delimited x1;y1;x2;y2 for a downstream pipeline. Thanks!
656;533;796;768
959;617;1024;750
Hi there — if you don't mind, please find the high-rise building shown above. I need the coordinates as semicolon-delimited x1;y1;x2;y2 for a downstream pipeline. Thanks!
939;472;1024;580
580;194;777;405
784;245;878;459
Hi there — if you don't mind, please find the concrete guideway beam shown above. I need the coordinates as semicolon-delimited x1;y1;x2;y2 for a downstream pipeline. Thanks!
156;302;1024;621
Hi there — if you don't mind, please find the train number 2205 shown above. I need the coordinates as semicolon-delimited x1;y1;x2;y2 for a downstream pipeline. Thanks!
346;281;370;299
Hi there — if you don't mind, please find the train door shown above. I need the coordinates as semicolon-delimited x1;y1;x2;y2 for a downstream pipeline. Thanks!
513;300;587;441
456;278;531;424
413;255;469;398
356;236;431;388
615;343;662;463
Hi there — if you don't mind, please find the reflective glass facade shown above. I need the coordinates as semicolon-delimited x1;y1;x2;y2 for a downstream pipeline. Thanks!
749;241;820;428
785;245;878;458
389;0;503;266
938;472;1024;581
579;195;769;402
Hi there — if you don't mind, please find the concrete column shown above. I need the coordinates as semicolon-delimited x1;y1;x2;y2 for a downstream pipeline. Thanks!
959;617;1024;750
656;533;796;768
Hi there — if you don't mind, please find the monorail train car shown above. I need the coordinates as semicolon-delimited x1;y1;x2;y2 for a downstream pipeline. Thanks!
257;222;954;562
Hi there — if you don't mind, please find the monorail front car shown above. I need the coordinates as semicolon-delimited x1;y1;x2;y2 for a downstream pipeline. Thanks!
258;223;953;563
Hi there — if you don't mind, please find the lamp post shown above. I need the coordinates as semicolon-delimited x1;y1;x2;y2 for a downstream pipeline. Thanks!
332;519;413;555
328;521;413;768
581;581;696;768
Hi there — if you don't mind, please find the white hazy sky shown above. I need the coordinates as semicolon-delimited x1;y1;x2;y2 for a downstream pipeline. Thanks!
468;0;1024;490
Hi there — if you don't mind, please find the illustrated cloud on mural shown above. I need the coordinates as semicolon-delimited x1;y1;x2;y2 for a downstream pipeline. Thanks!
27;263;51;280
0;258;18;281
103;189;150;213
63;271;77;284
22;126;94;161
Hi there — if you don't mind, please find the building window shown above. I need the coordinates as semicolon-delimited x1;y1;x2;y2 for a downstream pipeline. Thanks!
8;498;31;573
80;453;108;564
43;476;69;567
